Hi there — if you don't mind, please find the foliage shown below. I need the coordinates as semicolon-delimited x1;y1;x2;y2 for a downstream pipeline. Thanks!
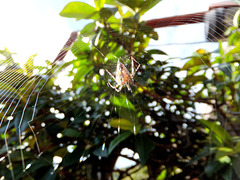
1;0;240;180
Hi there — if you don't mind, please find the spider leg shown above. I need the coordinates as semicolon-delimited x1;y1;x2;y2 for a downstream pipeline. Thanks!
126;84;132;92
108;82;117;89
130;56;140;78
117;85;123;92
108;82;121;92
105;68;117;82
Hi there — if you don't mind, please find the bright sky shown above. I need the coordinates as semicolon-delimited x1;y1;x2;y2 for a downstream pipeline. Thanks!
0;0;225;66
0;0;86;66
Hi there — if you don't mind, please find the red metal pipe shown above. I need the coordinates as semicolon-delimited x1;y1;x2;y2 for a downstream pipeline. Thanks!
209;1;239;10
53;31;78;63
145;12;206;28
145;1;240;28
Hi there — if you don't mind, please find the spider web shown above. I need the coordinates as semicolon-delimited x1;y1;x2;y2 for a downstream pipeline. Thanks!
0;0;239;179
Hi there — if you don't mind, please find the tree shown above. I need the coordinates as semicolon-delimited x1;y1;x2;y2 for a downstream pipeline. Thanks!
1;0;240;179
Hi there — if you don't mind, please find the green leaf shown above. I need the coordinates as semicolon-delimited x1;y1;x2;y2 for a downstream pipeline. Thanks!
109;118;135;131
19;78;39;103
14;109;33;135
0;69;27;86
93;144;108;157
107;15;121;29
189;146;217;165
224;26;236;36
205;160;225;177
200;120;233;147
123;17;138;29
117;0;161;14
0;81;21;100
105;0;118;5
157;169;167;180
117;0;136;11
23;158;50;175
24;54;36;77
183;75;207;84
228;31;240;46
147;49;167;55
139;22;158;40
99;7;118;20
80;22;96;37
232;155;240;178
233;9;240;28
182;51;210;70
215;147;234;160
218;40;224;56
226;44;240;54
218;63;232;79
72;59;93;85
135;134;154;165
235;73;240;83
9;150;33;161
59;2;99;20
109;95;138;126
62;147;85;166
62;128;81;138
94;0;106;10
0;48;15;64
222;165;232;180
54;147;68;157
236;141;240;152
108;131;132;155
139;0;161;14
109;94;135;111
71;38;90;57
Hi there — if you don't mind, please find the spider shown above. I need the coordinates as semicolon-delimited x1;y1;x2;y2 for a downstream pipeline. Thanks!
105;56;140;92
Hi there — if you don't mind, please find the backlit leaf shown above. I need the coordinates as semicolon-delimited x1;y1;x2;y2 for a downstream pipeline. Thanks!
60;2;99;20
94;0;106;10
24;54;36;77
215;147;234;160
109;118;134;131
233;9;240;28
71;38;90;57
109;94;135;111
226;44;240;54
80;22;96;37
105;0;118;5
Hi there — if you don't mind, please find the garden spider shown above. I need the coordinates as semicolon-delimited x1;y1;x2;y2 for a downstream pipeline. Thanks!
105;56;140;92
